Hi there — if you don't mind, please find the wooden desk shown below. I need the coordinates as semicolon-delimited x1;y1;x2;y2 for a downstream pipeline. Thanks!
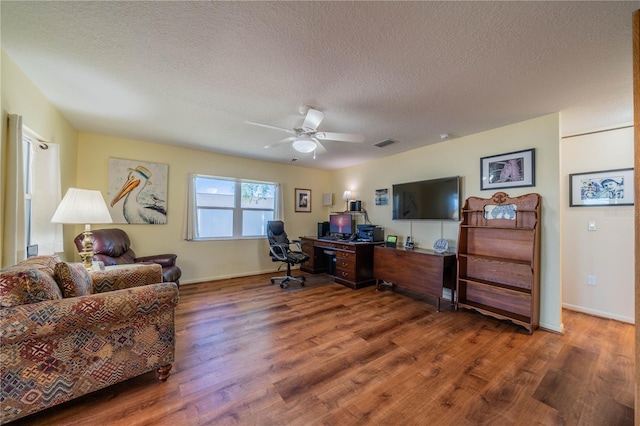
299;237;382;289
373;246;456;311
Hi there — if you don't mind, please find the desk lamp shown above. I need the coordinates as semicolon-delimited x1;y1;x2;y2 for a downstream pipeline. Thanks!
51;188;113;269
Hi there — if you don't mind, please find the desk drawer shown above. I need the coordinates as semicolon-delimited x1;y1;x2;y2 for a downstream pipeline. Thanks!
335;250;355;261
335;267;355;281
335;258;354;272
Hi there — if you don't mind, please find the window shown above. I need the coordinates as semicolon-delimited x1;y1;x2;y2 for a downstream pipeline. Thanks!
22;128;63;256
192;175;278;240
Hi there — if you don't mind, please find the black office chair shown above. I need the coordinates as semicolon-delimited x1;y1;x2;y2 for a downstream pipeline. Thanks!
267;221;309;288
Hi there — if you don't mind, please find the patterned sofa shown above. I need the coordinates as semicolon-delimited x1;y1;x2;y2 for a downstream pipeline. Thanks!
0;256;179;424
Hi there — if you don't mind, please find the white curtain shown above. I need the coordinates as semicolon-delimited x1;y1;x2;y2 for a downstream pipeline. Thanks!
30;142;63;254
183;173;196;240
2;114;27;266
275;183;284;221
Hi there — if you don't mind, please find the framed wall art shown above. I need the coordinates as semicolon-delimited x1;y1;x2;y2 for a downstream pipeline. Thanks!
108;158;168;224
375;188;389;205
295;188;311;212
569;168;634;207
480;148;535;191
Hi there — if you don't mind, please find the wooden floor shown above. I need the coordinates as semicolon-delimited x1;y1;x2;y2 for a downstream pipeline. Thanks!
10;273;635;426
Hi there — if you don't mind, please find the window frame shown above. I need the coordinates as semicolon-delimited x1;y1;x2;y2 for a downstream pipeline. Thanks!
191;174;278;241
22;134;34;247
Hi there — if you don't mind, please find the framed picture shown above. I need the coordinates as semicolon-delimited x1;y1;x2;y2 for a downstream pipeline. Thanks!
569;168;634;207
108;158;168;224
295;188;311;212
480;148;535;191
375;188;389;205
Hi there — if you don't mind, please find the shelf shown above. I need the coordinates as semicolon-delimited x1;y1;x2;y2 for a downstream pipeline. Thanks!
458;276;531;294
457;192;540;334
460;225;536;230
458;253;532;266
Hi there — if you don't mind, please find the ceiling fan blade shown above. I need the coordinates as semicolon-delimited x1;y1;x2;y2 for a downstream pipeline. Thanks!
264;136;295;149
314;140;327;154
245;121;295;134
301;109;325;131
315;132;364;143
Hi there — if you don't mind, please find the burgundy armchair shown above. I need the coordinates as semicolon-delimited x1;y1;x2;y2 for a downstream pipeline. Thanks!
74;228;181;285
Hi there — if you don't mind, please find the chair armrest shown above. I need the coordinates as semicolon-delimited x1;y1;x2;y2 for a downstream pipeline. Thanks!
269;243;289;261
89;264;163;293
135;253;177;268
290;240;303;252
0;282;179;344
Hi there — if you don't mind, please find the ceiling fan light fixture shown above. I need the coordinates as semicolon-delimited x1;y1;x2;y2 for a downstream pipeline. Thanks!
292;135;317;153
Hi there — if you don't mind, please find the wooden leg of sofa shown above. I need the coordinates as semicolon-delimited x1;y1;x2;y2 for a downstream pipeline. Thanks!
156;364;172;381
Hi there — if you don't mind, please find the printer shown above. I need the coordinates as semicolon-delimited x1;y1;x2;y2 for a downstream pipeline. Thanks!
356;224;383;242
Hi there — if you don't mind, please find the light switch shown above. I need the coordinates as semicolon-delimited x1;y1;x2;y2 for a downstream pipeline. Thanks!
588;221;596;231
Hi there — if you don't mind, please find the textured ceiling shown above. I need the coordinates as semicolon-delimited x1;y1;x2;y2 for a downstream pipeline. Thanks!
1;1;637;170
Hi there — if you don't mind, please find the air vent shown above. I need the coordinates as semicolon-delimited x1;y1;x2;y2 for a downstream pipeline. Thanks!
374;139;397;148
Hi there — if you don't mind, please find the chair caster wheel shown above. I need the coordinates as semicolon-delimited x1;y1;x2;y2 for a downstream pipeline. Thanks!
280;283;286;289
271;279;275;284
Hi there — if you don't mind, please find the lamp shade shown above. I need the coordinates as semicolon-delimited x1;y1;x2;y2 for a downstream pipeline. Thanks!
342;190;352;201
292;135;317;153
51;188;113;224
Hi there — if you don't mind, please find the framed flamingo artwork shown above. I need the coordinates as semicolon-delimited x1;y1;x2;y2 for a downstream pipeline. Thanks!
107;158;169;224
480;148;535;191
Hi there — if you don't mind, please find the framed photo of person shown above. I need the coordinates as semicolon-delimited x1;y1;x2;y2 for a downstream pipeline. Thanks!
295;188;311;212
480;148;535;191
569;168;634;207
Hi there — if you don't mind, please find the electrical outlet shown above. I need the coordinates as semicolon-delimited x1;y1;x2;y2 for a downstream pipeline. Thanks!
587;275;596;286
588;221;597;231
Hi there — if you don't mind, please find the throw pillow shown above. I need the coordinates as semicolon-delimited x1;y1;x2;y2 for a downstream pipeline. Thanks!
0;266;63;307
53;262;92;298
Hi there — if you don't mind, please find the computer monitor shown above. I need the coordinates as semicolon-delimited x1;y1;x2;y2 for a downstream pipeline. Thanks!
329;214;354;238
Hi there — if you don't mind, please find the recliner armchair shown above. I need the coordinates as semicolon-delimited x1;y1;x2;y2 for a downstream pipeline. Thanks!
74;228;181;285
267;220;309;288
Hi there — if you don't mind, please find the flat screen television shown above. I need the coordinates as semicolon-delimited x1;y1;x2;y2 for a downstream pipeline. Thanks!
329;213;355;237
392;176;460;220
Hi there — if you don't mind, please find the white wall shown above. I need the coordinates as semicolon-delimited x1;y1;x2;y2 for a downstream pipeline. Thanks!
560;126;635;323
331;114;564;333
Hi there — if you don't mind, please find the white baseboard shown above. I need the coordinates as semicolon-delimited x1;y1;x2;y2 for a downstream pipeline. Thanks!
562;303;634;324
539;321;565;334
179;267;285;285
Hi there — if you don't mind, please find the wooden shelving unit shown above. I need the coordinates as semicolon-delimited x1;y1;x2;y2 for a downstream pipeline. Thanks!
456;192;541;334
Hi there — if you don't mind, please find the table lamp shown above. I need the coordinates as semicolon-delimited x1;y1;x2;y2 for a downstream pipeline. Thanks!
51;188;113;269
342;190;351;212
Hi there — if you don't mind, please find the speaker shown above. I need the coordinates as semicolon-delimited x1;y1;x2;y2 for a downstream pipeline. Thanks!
318;221;329;238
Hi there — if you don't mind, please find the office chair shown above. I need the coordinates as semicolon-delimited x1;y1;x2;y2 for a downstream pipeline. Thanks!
267;221;309;288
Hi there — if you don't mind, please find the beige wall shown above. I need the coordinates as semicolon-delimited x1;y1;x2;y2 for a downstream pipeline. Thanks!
77;133;331;283
330;114;563;332
561;126;634;323
1;51;79;264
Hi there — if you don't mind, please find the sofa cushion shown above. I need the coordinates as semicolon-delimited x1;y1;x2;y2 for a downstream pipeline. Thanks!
16;255;62;275
54;262;92;297
0;265;63;307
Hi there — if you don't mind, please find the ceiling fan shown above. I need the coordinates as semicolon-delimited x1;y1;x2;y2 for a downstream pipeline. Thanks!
245;107;364;157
